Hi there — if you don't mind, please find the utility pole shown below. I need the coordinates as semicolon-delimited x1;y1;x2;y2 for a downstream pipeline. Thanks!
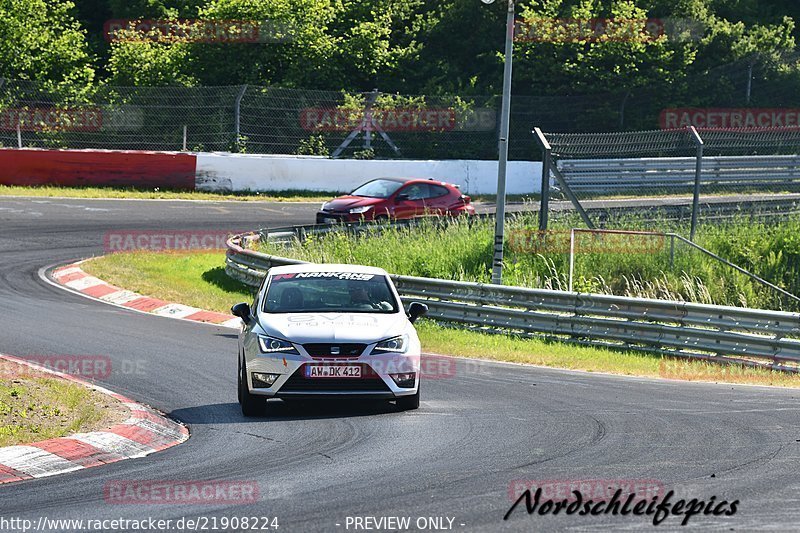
488;0;515;285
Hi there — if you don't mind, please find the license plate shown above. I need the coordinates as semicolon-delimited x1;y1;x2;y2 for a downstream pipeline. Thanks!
306;365;361;378
323;217;337;224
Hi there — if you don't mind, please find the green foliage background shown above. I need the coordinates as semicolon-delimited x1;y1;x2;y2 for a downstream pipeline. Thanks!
2;0;799;97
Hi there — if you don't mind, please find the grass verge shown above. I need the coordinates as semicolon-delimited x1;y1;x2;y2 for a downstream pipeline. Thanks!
0;185;334;202
81;251;800;388
259;213;800;312
0;361;128;447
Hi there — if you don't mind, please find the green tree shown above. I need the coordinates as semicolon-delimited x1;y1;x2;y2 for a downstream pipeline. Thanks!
0;0;95;98
107;26;197;86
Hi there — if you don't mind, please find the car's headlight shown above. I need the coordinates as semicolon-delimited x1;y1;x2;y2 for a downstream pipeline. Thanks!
349;205;373;214
371;335;408;354
258;335;299;354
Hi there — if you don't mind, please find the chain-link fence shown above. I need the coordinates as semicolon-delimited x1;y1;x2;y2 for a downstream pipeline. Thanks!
0;79;245;152
0;79;503;159
1;51;798;159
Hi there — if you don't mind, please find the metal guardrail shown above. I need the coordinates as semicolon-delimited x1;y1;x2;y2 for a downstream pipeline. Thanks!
557;155;800;193
226;224;800;372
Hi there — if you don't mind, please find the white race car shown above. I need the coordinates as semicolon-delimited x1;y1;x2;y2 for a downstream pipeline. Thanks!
231;264;428;416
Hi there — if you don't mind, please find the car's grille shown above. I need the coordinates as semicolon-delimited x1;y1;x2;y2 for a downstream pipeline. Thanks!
304;343;366;358
279;365;390;392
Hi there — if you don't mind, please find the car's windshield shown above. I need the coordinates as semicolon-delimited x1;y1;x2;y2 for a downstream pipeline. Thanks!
350;179;404;199
263;272;399;314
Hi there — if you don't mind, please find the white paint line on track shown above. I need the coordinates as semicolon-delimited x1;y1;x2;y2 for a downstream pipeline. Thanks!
151;303;202;319
0;446;84;477
64;276;105;291
220;318;244;329
100;289;141;305
71;432;154;459
135;418;186;440
52;266;83;279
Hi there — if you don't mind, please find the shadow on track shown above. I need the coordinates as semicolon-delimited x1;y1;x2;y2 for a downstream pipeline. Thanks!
170;399;405;424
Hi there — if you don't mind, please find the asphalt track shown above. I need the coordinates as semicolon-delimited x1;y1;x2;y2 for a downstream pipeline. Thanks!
1;196;800;532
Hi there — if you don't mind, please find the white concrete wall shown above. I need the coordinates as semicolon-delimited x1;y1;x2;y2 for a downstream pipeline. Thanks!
195;153;542;195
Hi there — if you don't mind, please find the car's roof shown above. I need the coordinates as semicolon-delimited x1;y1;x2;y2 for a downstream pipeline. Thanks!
267;263;390;276
372;176;452;185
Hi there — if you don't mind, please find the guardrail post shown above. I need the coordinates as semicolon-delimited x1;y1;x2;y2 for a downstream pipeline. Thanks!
534;128;551;231
689;126;704;241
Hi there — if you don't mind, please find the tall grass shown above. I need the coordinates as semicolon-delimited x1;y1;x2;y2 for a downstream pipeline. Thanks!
259;213;800;312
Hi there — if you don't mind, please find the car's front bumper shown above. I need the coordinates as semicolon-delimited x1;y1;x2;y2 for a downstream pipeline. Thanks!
316;211;362;224
245;352;420;399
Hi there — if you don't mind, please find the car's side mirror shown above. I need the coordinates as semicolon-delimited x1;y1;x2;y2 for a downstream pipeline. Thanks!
395;193;409;202
407;302;428;324
231;302;252;323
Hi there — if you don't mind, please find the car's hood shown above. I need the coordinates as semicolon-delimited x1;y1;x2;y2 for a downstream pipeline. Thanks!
259;312;408;344
323;196;384;212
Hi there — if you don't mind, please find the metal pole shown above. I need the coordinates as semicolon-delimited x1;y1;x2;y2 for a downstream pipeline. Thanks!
689;126;704;241
746;62;753;105
619;90;630;130
365;89;377;150
183;125;188;151
534;127;551;231
17;118;22;148
234;84;248;146
491;0;515;285
569;228;575;292
669;234;675;268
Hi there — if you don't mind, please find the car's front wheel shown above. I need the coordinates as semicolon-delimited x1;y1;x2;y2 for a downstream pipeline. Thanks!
239;358;266;417
396;389;420;410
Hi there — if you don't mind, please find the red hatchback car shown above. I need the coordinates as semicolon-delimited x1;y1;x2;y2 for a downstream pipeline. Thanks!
316;177;476;224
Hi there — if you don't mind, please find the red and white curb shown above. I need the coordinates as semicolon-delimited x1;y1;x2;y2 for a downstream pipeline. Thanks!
49;261;241;329
0;354;189;484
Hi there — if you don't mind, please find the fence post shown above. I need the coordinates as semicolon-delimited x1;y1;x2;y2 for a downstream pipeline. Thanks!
669;234;675;268
534;128;551;231
182;125;188;151
689;126;704;241
568;228;575;292
234;84;248;147
17;118;22;149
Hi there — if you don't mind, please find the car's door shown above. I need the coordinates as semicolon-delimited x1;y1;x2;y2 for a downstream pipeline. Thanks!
391;183;429;219
423;184;452;215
